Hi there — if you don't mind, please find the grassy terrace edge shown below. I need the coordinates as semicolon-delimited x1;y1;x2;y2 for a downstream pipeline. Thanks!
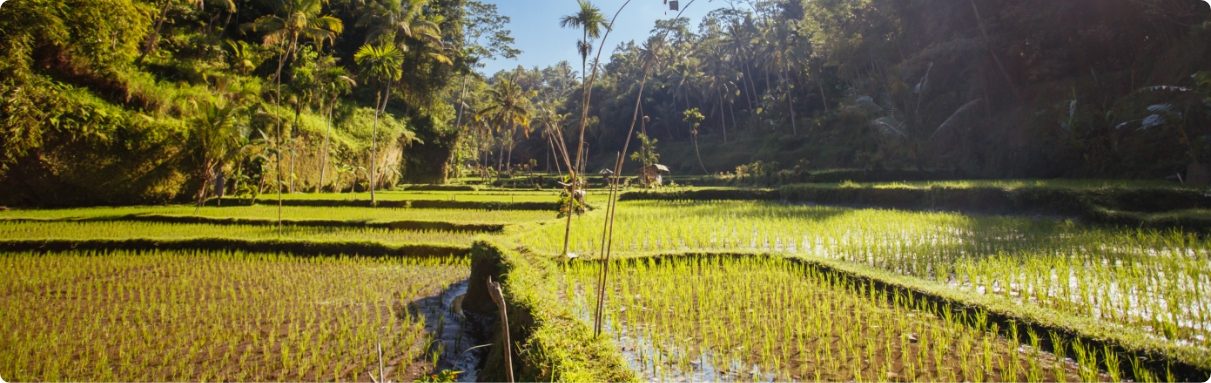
0;215;506;233
0;238;470;257
620;185;1211;230
579;250;1210;381
462;241;636;382
214;197;560;211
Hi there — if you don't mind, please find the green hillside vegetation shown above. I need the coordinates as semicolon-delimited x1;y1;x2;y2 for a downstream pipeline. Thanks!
0;0;517;206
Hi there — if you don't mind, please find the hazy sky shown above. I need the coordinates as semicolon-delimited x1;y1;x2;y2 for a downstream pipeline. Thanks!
478;0;731;75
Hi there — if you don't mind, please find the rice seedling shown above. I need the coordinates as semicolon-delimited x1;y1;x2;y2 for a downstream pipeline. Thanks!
0;221;480;245
563;256;1096;381
267;189;611;204
530;200;1211;352
0;205;556;224
0;249;468;381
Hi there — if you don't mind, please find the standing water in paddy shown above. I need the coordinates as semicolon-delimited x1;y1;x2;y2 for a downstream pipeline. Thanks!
2;0;1210;381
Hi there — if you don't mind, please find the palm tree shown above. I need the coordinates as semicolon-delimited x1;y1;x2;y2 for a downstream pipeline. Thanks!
299;55;356;191
559;0;608;83
354;42;405;205
683;107;707;174
477;78;534;171
188;98;245;208
246;0;344;102
354;0;453;67
245;0;342;226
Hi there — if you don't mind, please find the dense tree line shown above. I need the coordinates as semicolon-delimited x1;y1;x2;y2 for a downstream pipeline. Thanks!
0;0;516;206
2;0;1209;206
462;0;1211;183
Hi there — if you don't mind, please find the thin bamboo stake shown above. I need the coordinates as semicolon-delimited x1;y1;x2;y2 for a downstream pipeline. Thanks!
487;277;514;383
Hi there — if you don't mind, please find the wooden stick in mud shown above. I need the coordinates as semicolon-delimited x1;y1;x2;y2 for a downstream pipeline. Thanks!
487;277;514;383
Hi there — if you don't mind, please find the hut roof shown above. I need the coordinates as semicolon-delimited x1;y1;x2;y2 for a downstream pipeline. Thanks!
650;164;670;172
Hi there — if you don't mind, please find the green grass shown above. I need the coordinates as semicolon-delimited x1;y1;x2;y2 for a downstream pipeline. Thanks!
526;200;1211;355
260;190;610;204
0;221;481;245
0;249;467;381
4;185;1207;381
468;241;636;382
0;204;558;224
823;179;1195;190
566;256;1102;382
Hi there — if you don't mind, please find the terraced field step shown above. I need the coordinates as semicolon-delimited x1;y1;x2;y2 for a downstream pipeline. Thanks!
0;238;469;257
1;214;506;232
621;186;1211;230
582;251;1210;382
215;197;560;210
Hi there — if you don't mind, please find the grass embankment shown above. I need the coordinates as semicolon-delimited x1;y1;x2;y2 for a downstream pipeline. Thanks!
779;252;1210;381
0;249;467;381
0;238;469;258
568;255;1109;382
461;241;635;382
522;200;1211;378
236;189;609;204
0;220;481;246
0;205;554;225
216;197;561;211
1;214;505;233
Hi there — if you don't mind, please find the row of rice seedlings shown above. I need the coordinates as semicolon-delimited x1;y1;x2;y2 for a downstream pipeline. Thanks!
0;221;480;245
840;179;1187;190
564;256;1150;382
0;249;468;381
269;190;607;203
532;201;1211;349
0;205;556;224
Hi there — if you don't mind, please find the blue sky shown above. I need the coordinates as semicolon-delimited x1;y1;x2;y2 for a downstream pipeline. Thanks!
478;0;729;75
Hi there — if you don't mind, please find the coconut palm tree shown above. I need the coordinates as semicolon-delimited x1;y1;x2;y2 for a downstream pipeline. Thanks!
683;107;707;174
246;0;344;103
354;42;404;205
477;78;534;171
559;0;608;82
188;98;245;208
354;0;452;67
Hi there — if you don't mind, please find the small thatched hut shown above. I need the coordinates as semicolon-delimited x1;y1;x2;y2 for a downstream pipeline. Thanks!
640;164;670;187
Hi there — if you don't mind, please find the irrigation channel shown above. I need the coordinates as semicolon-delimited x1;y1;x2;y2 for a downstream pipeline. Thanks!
413;281;490;381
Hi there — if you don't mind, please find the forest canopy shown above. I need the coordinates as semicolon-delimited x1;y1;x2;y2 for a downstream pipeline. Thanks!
1;0;1210;206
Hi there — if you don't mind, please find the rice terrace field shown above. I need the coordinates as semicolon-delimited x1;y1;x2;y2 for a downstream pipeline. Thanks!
4;0;1211;381
1;181;1209;382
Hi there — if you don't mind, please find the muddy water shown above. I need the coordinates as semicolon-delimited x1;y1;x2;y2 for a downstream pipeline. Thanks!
573;291;777;382
414;280;487;382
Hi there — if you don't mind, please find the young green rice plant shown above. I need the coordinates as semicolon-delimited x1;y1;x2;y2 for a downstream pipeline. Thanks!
564;256;1092;382
0;221;479;245
1103;345;1122;382
526;200;1211;353
0;204;556;225
0;249;467;381
1131;356;1156;383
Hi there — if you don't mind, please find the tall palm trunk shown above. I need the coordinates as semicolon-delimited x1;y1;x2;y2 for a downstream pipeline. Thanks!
783;61;798;135
271;35;298;233
275;121;284;233
369;91;383;205
290;102;302;193
692;133;707;174
318;97;333;191
717;85;728;143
